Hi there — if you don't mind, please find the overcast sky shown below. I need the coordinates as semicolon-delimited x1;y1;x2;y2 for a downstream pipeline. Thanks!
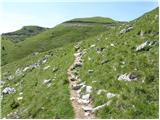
0;0;158;33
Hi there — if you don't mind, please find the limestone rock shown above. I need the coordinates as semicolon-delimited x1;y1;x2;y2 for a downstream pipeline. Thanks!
82;106;93;112
92;100;112;112
2;87;16;95
17;97;23;101
82;94;90;101
7;75;14;80
118;73;137;81
86;86;92;93
43;65;50;70
106;92;118;99
43;79;52;84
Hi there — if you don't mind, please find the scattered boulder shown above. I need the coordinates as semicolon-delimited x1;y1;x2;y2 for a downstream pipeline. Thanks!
120;26;133;34
118;73;137;81
97;89;106;95
7;75;14;80
110;43;115;47
52;67;59;72
106;92;119;99
43;79;52;85
135;41;149;51
86;86;92;93
69;74;78;81
17;97;23;101
43;65;50;70
72;84;83;90
15;68;23;76
100;60;108;65
90;44;96;48
23;66;30;72
32;52;39;56
88;70;94;74
19;92;23;95
92;100;112;112
82;94;90;101
2;87;16;95
120;28;127;34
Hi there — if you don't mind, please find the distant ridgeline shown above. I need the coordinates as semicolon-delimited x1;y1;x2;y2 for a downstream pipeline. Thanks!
1;26;48;43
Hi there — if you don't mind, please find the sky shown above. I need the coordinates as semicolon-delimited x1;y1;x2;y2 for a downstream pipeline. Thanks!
0;0;159;33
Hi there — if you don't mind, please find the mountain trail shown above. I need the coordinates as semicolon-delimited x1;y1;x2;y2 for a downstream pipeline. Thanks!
67;44;95;119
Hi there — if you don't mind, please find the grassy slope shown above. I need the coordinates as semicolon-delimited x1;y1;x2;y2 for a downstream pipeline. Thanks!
1;7;159;119
1;26;48;43
78;7;159;118
1;43;75;118
1;23;115;65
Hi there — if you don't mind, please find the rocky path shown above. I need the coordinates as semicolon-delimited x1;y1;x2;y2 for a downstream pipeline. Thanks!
67;43;95;119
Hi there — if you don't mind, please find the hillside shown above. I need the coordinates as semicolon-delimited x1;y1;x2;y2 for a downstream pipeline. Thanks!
1;19;121;66
1;26;48;43
1;7;159;119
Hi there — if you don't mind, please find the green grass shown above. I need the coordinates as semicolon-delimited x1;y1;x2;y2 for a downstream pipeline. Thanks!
77;7;159;119
1;43;75;118
66;17;115;23
1;23;117;65
1;7;159;119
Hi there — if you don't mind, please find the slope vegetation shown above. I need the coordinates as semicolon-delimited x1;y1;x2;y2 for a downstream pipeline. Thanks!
1;7;159;119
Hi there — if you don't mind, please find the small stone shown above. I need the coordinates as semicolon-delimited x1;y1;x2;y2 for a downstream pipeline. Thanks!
2;87;16;95
110;43;115;47
82;94;90;101
43;66;50;70
19;92;23;95
92;81;97;83
118;73;137;81
84;112;90;116
100;60;108;65
86;86;92;93
72;84;82;90
70;97;76;101
23;66;31;72
7;75;14;80
43;79;51;84
82;106;92;112
92;100;112;112
88;70;94;74
97;89;106;95
15;68;23;76
17;97;23;101
52;67;58;72
106;92;118;99
90;44;96;48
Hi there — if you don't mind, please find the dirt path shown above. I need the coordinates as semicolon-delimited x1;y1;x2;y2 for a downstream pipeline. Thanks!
67;45;95;119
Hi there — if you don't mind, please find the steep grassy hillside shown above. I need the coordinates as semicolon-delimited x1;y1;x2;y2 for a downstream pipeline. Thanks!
1;7;159;119
1;26;48;43
77;7;158;118
1;43;75;118
1;21;119;65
